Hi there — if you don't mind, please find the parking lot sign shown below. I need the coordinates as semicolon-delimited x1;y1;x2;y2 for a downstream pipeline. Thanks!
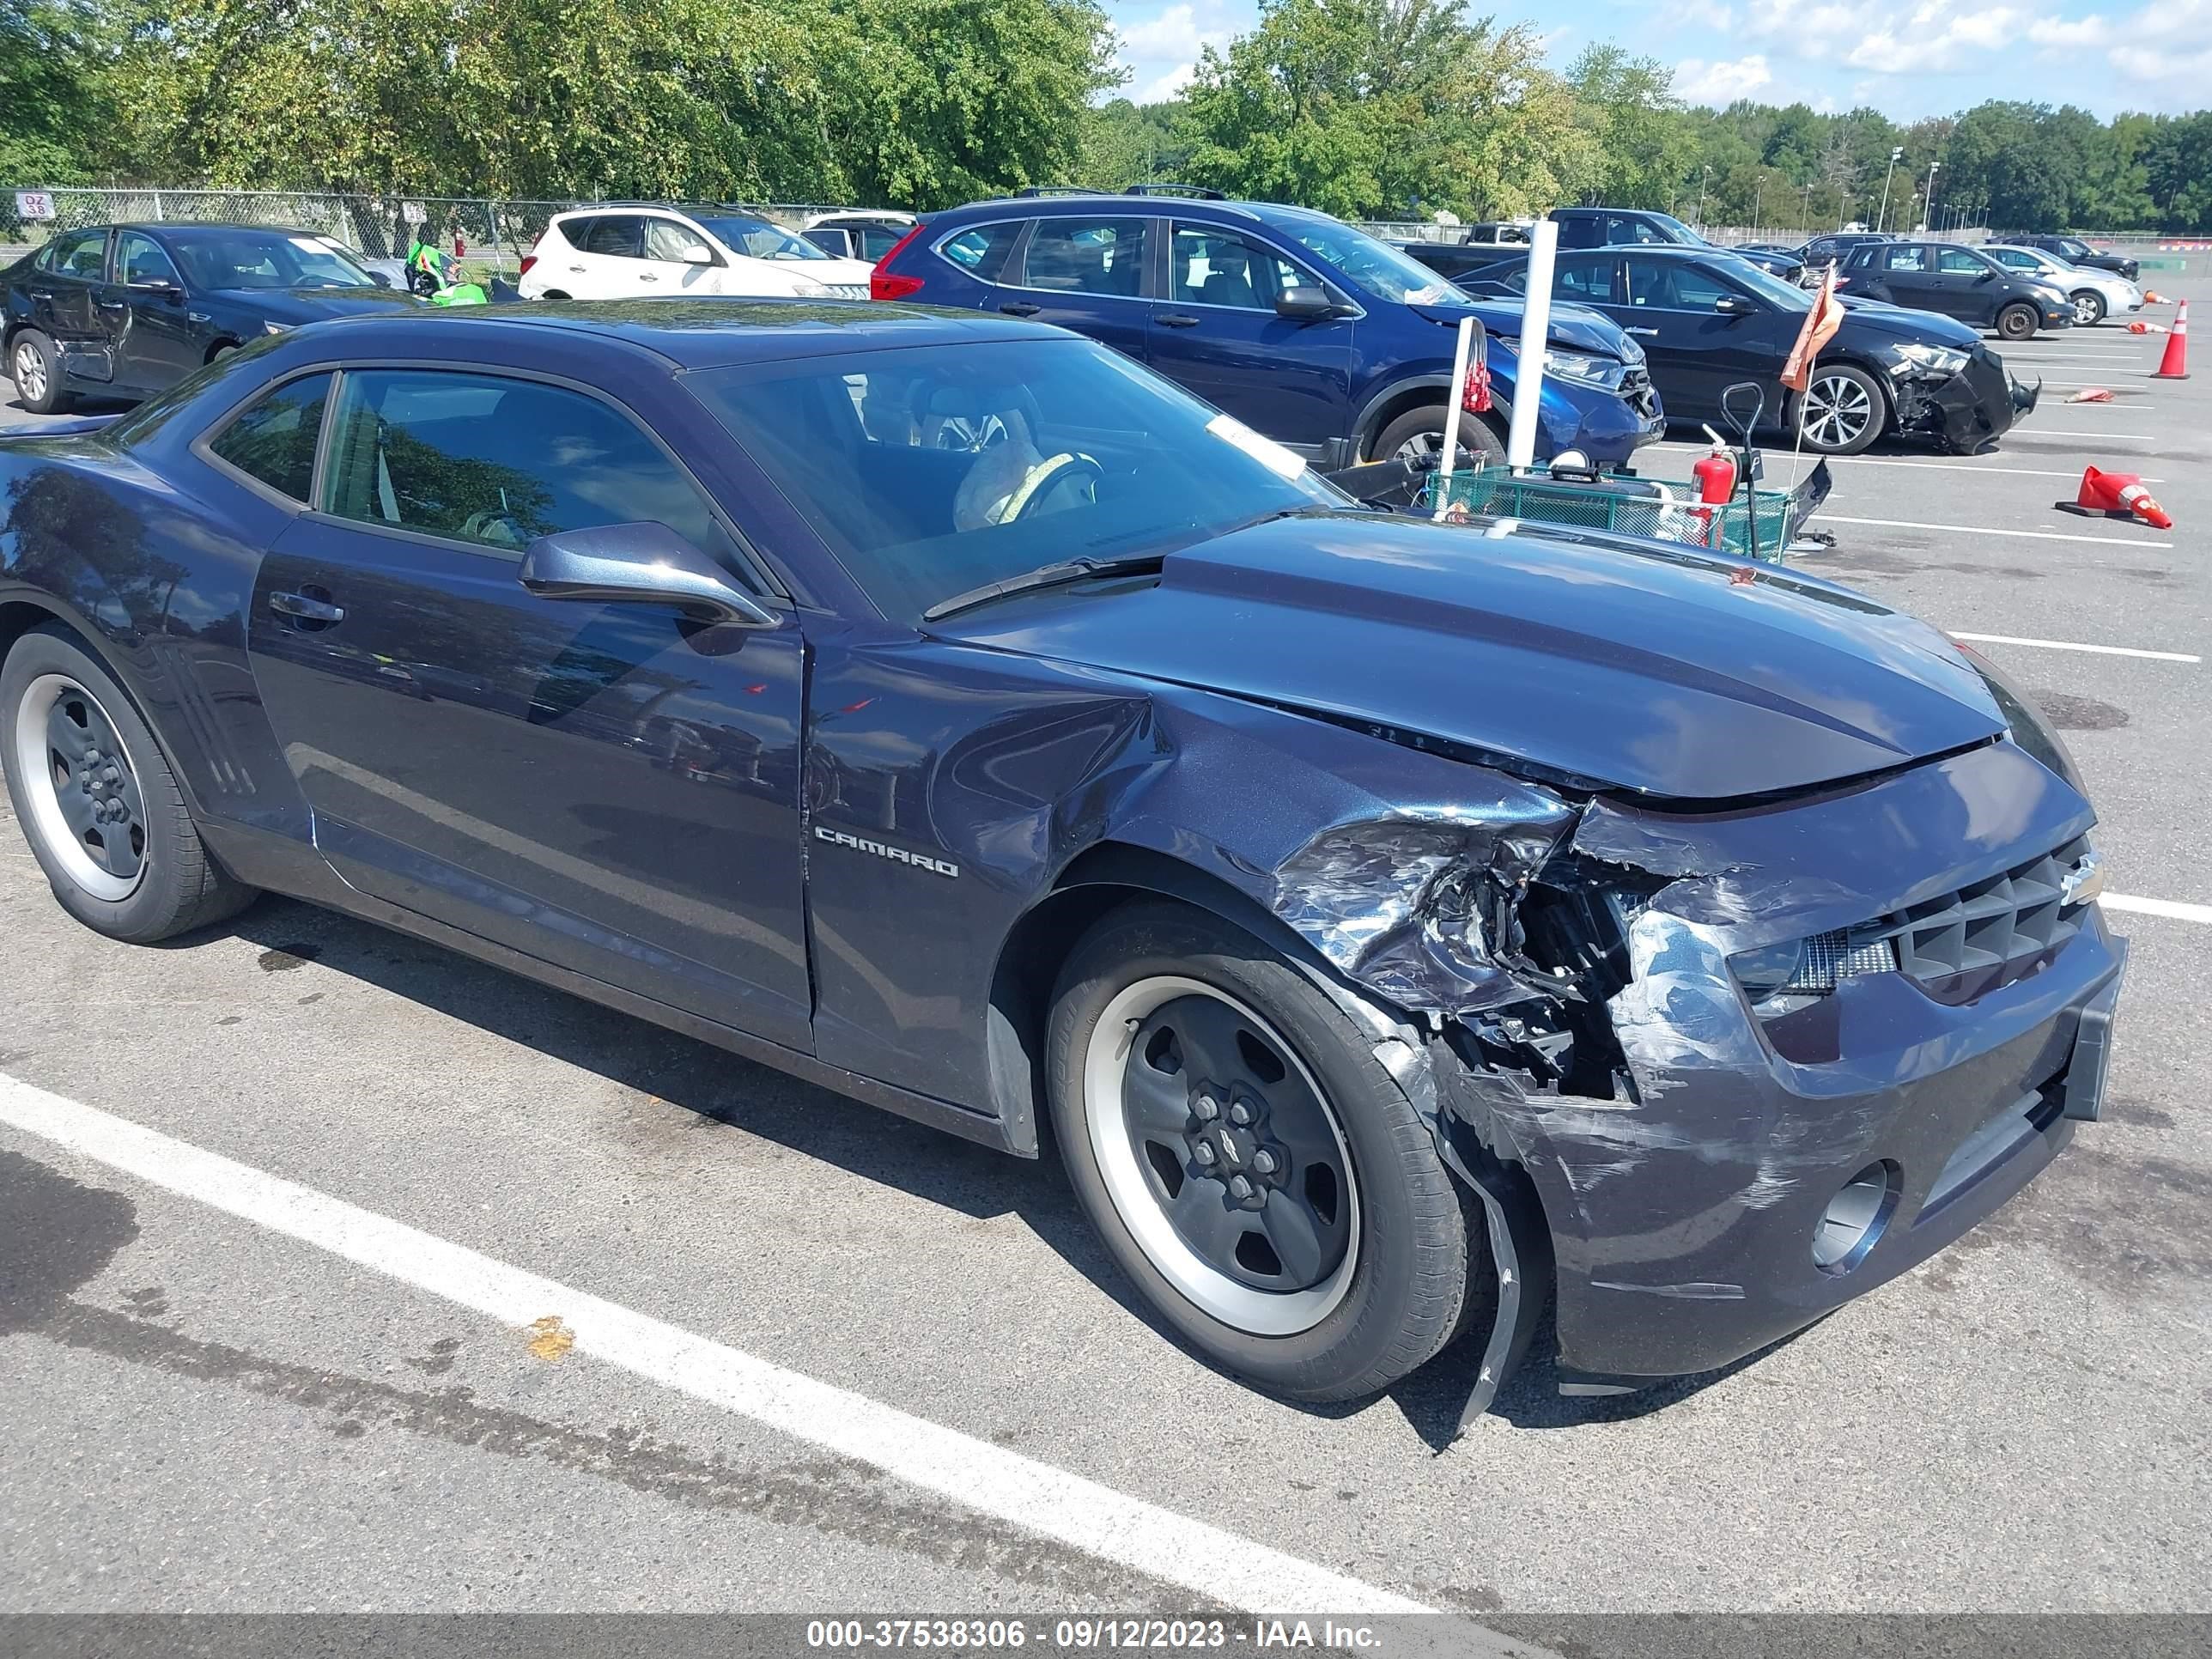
14;191;57;221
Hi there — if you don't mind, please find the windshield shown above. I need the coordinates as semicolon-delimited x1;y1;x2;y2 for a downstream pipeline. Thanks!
687;338;1344;621
1643;212;1706;246
696;215;832;262
1255;208;1463;306
166;228;378;290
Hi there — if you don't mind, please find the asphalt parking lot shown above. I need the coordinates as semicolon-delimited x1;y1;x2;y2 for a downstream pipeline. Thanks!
2;274;2207;1632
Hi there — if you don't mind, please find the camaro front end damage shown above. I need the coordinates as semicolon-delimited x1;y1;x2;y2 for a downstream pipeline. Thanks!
1252;737;2124;1434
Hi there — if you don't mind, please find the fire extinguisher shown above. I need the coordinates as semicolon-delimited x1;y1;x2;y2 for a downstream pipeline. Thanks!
1692;427;1735;545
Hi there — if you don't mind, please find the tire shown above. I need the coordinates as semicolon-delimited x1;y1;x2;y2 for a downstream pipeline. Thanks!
9;329;69;415
538;289;571;301
0;623;257;943
2070;289;2106;327
1370;403;1505;471
1996;303;2039;342
210;343;239;362
1796;362;1887;456
1047;899;1481;1402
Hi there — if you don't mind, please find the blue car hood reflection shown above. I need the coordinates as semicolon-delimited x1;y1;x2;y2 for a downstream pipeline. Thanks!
1412;297;1634;360
208;286;427;322
935;514;2006;800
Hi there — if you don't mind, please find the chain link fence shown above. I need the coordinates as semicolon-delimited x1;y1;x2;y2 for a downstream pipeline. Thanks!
1;187;872;275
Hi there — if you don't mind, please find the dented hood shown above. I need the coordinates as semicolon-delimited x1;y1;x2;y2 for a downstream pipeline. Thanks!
938;514;2005;800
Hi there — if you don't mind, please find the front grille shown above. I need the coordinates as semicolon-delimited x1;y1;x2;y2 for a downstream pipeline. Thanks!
1879;836;2090;988
1769;836;2091;1002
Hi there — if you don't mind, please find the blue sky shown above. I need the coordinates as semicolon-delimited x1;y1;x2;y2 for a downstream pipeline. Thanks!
1106;0;2212;119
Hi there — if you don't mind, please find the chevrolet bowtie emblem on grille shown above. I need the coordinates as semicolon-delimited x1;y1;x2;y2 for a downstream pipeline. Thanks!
813;824;959;878
2062;854;2105;907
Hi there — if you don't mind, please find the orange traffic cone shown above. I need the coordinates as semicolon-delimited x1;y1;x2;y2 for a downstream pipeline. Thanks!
2154;299;2189;379
2126;319;2168;334
2142;289;2167;304
2060;465;2174;529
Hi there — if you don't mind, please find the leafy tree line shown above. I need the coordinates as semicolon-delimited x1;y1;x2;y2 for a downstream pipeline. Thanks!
3;0;1118;209
1083;0;2212;234
9;0;2211;233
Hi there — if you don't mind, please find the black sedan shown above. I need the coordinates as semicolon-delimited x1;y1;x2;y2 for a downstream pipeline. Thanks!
3;222;422;414
0;304;2124;1426
1457;245;2038;454
1839;240;2075;340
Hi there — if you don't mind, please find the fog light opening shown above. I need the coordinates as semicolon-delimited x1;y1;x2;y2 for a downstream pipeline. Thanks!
1813;1160;1899;1274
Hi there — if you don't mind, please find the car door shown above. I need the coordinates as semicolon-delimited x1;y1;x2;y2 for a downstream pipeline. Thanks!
1150;221;1352;455
635;216;726;295
562;213;647;298
22;228;112;385
1618;257;1781;420
100;231;203;393
241;363;812;1049
1930;246;2003;323
1865;245;1947;314
999;216;1155;362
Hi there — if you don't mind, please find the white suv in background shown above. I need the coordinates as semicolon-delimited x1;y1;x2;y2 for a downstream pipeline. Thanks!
518;205;876;301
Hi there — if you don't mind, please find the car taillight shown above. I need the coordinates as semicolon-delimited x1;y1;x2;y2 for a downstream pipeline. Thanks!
871;224;928;301
518;252;537;278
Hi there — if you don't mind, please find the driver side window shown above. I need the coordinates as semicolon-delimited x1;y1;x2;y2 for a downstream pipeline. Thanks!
644;219;708;263
320;369;736;566
118;233;182;288
1936;249;1985;274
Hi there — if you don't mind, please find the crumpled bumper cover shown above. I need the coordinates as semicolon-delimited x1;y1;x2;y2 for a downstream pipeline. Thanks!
1899;345;2037;455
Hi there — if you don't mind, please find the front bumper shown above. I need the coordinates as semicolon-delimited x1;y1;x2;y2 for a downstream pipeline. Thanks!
1556;384;1667;465
1906;345;2033;453
1534;919;2124;1382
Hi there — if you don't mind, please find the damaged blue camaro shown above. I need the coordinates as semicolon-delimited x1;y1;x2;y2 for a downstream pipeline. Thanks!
0;303;2125;1427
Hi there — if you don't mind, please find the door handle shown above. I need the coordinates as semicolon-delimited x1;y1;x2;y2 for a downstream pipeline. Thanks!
1155;312;1201;328
639;273;659;283
1625;326;1658;336
997;301;1042;317
98;299;127;311
269;591;345;623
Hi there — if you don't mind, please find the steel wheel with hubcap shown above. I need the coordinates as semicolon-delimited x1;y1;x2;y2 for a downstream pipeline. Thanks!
1048;900;1482;1402
0;623;256;942
1085;975;1359;1337
13;672;149;901
1798;365;1886;456
2071;290;2106;326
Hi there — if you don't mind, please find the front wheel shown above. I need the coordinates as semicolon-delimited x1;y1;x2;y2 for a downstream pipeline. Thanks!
2070;290;2106;326
1996;303;2039;341
9;330;69;415
1796;364;1887;455
1370;404;1505;471
0;623;257;942
1047;901;1481;1402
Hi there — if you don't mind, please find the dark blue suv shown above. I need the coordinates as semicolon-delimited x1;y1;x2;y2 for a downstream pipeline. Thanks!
872;189;1664;470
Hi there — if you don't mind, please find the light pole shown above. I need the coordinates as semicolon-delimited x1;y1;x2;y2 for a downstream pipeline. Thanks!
1753;176;1764;232
1802;180;1813;232
1876;145;1902;233
1694;165;1711;230
1922;160;1941;233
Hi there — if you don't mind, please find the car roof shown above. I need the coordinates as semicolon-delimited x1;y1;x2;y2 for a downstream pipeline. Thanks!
280;298;1055;368
935;190;1267;225
58;222;338;238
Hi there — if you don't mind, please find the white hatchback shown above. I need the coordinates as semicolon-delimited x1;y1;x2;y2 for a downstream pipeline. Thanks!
518;206;876;302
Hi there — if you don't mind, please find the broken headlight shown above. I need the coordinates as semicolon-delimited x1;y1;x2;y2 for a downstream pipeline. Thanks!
1541;349;1628;391
1892;343;1967;377
1730;931;1900;1017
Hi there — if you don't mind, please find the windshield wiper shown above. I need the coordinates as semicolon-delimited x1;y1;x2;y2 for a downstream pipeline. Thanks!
921;554;1167;623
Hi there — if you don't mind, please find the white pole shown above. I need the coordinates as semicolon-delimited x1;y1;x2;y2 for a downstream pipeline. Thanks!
1431;315;1476;522
1505;217;1559;472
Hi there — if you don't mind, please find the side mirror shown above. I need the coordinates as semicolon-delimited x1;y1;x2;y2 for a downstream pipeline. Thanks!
1274;285;1340;320
682;245;714;265
368;271;392;288
1713;294;1756;316
518;522;777;626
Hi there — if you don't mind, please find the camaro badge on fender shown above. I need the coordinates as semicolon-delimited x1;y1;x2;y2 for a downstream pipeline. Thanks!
813;824;959;878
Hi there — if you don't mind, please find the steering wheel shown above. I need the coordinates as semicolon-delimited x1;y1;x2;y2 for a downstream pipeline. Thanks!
1004;454;1103;523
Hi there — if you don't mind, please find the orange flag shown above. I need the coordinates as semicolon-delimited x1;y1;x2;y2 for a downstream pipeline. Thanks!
1780;265;1844;392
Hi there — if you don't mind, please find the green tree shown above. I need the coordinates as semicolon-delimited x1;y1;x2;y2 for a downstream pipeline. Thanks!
1566;45;1693;209
1;1;116;182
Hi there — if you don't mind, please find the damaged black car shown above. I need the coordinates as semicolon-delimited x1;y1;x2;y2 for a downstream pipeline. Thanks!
0;305;2122;1428
1457;245;2039;456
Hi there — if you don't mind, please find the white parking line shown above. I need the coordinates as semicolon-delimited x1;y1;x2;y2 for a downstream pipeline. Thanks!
1949;632;2202;663
2022;428;2160;441
0;1076;1498;1628
2104;893;2212;925
1643;444;2158;482
1813;514;2173;548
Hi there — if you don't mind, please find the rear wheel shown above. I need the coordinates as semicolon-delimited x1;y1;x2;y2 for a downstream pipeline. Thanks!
1047;900;1481;1402
9;329;68;415
1996;303;2039;341
1371;404;1505;471
0;624;256;942
2070;290;2106;326
1797;363;1887;455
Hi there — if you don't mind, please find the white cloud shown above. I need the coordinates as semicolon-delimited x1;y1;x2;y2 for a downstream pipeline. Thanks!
1674;53;1778;104
1847;5;2029;74
1112;2;1240;105
2028;12;2110;41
